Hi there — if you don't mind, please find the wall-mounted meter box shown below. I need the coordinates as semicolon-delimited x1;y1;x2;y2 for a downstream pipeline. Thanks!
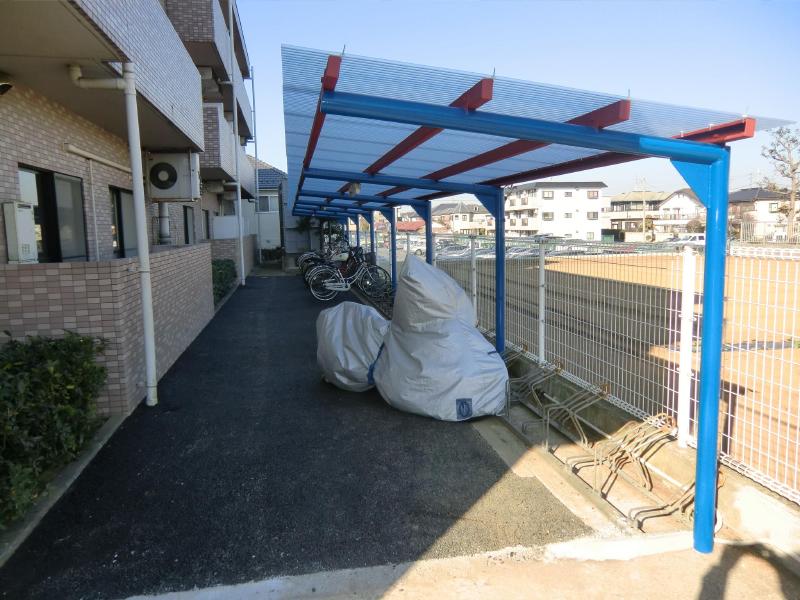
3;201;38;263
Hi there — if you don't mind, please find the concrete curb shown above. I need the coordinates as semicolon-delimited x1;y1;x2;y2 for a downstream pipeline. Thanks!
0;414;125;567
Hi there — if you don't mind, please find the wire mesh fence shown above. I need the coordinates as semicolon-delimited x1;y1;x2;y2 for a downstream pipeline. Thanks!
433;234;800;505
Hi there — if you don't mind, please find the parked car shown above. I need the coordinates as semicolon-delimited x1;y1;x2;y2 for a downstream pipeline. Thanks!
665;234;706;248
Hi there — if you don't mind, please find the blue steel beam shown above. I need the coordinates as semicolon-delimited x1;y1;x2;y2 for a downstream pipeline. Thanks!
304;167;497;196
320;92;728;165
300;189;430;208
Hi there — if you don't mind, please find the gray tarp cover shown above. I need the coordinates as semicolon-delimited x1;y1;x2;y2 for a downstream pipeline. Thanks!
372;256;508;421
316;301;389;392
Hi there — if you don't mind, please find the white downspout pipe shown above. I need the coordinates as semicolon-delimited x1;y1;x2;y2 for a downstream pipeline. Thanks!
228;0;246;286
251;65;261;264
69;63;159;407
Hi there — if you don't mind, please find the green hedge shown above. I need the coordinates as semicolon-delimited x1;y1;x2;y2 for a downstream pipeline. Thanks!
212;259;237;304
0;332;106;528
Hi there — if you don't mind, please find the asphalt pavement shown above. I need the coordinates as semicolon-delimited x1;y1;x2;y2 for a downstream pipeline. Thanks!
0;275;588;600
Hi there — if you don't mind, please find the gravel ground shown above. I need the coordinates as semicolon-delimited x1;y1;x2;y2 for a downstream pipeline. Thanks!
0;276;588;600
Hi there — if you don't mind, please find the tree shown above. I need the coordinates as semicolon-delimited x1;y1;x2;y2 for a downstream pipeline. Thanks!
686;218;706;233
762;127;800;241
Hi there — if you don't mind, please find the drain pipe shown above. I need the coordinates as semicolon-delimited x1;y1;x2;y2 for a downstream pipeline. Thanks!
228;0;246;286
69;63;159;407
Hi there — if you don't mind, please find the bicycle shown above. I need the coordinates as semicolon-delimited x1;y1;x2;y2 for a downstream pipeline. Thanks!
307;247;391;301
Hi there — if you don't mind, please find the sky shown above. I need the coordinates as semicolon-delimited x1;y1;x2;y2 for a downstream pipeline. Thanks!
237;0;799;196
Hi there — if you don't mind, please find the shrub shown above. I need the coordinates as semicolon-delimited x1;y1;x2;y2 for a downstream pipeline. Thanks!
212;259;237;304
0;332;106;527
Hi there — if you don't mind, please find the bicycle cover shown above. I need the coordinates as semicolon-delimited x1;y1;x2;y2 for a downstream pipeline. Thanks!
372;256;507;421
316;301;389;392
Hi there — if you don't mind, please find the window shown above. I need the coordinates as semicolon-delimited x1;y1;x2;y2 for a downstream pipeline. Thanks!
564;191;573;197
111;188;138;258
469;213;474;222
587;190;599;199
183;206;195;244
521;197;528;205
586;232;595;240
587;211;599;220
454;214;459;220
543;212;554;221
19;167;87;262
509;197;516;206
769;202;780;213
625;221;639;231
257;194;279;212
542;191;554;199
564;212;572;219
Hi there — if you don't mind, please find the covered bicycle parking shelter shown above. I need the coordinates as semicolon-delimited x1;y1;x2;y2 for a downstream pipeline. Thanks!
282;45;784;553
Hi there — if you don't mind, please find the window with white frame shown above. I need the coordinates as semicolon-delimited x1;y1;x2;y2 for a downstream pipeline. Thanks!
587;190;599;199
542;190;554;199
587;211;599;220
586;232;595;240
257;194;279;212
542;212;554;221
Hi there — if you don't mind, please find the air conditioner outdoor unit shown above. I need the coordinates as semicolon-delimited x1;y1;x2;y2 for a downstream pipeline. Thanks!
147;152;200;201
3;201;38;263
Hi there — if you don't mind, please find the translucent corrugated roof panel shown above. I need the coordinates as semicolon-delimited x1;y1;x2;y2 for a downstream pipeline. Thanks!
283;44;788;213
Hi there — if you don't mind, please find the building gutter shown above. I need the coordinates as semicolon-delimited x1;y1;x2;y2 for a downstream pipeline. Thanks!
228;0;246;286
68;63;159;407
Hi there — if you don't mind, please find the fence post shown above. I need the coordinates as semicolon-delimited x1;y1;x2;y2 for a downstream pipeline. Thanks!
432;233;438;267
405;232;411;255
538;242;546;363
470;235;477;309
677;245;697;448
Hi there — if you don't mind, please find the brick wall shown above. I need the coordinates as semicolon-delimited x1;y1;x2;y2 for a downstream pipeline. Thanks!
211;234;255;278
72;0;204;149
0;83;134;264
0;244;214;414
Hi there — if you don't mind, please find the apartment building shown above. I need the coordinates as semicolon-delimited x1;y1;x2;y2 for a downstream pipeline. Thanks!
0;0;255;414
432;199;490;235
488;182;609;240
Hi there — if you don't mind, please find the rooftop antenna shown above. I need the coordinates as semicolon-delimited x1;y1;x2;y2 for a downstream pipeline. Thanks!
491;67;496;79
341;44;346;56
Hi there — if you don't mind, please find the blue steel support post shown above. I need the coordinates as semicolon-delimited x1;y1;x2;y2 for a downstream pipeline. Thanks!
368;213;376;255
355;216;361;247
674;153;730;553
420;204;433;264
380;208;398;288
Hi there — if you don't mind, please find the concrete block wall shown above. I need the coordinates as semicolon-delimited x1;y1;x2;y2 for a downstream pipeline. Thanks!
0;244;214;415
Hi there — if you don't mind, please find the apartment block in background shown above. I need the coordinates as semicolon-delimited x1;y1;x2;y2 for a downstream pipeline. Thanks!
0;0;256;415
488;182;609;240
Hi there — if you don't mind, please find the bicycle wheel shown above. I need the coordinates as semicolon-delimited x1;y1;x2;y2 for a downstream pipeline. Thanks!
308;267;339;301
358;265;391;298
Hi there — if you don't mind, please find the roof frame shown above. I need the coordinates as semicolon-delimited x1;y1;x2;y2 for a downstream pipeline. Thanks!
336;77;493;192
379;98;631;198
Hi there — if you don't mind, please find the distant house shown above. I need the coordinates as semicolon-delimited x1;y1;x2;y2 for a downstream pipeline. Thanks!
652;189;705;239
432;199;490;234
729;187;798;242
252;159;287;251
608;189;706;241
